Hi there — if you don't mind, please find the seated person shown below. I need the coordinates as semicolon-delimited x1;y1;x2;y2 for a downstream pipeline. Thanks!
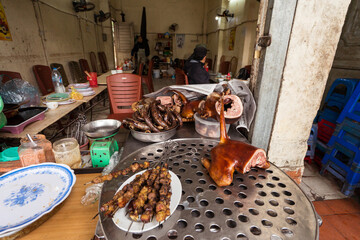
183;46;210;84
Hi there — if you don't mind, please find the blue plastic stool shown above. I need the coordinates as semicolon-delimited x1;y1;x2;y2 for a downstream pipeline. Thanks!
315;78;359;124
306;124;318;162
324;78;358;106
321;81;360;196
321;136;360;196
317;108;341;124
336;81;360;124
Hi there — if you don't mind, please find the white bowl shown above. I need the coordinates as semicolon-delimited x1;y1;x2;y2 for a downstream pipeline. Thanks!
46;101;59;110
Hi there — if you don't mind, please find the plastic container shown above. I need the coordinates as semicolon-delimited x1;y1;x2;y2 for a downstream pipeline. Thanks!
153;69;160;79
0;96;3;112
0;112;6;130
194;113;230;138
53;138;81;168
87;72;98;87
52;68;66;93
0;147;19;162
18;134;55;167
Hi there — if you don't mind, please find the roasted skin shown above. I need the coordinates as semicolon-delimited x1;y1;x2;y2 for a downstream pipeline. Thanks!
198;92;221;119
201;98;270;187
169;89;201;120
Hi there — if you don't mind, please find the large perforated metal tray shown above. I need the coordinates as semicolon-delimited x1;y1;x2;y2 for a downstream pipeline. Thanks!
99;138;319;240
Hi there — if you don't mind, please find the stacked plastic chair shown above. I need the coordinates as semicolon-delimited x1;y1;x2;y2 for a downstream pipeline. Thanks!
304;124;318;164
317;78;358;123
321;81;360;196
312;78;359;165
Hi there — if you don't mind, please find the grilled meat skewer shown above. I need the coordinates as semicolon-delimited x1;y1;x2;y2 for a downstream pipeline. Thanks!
100;170;152;216
87;162;150;185
156;192;172;222
140;189;158;223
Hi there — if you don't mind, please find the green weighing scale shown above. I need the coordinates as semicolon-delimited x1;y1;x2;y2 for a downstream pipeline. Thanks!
0;96;6;130
82;119;121;168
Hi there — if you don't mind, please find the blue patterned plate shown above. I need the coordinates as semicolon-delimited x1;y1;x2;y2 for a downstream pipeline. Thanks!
0;163;76;235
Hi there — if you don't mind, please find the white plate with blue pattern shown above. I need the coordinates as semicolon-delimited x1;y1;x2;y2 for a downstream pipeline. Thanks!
0;163;76;235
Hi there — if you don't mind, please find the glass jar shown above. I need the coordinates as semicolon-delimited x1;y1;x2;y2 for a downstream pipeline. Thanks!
18;134;55;167
53;138;81;168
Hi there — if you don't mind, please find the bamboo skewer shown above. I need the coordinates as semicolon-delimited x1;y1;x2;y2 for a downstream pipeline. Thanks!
92;212;99;220
125;221;134;236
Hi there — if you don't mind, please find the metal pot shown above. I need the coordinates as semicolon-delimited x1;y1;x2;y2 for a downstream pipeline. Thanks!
130;127;177;142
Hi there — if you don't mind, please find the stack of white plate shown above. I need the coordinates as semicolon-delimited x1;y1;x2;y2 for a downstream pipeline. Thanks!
68;83;95;97
0;163;76;237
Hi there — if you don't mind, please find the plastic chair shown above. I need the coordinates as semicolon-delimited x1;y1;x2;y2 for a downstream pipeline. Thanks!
321;125;360;196
106;73;142;121
316;78;359;124
138;63;144;96
0;71;22;83
89;52;98;73
229;57;238;75
320;82;360;196
79;59;91;81
317;119;336;144
50;63;69;87
324;79;358;106
305;124;318;164
336;80;360;124
138;62;144;76
179;59;185;69
69;61;85;83
219;55;230;74
175;68;189;85
141;60;154;93
33;65;54;95
98;52;109;73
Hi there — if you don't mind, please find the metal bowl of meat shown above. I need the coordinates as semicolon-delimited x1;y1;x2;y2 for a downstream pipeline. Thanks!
82;119;121;139
130;127;177;142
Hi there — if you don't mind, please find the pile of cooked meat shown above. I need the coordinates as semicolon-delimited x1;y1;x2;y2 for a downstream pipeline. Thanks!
100;165;172;223
123;98;183;133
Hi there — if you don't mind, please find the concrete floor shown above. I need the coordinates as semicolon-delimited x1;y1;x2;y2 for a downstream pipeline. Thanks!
301;162;346;201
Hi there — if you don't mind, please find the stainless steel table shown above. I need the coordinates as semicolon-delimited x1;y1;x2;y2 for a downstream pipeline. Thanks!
99;129;319;239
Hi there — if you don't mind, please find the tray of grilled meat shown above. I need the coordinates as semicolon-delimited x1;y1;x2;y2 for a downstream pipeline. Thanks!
93;138;318;240
91;101;319;239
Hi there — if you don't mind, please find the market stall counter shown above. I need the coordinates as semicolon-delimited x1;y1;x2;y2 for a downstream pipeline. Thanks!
3;123;320;240
97;123;320;240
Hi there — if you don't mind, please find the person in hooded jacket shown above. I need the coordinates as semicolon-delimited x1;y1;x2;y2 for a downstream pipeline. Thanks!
131;36;150;66
183;46;210;84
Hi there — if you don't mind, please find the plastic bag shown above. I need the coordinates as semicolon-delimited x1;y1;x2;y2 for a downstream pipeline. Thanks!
0;78;40;106
81;149;123;205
